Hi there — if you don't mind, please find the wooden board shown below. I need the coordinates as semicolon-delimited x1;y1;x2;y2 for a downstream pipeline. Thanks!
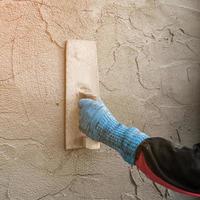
65;40;100;150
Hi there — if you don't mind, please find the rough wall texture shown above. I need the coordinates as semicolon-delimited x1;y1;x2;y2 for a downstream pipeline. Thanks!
0;0;200;199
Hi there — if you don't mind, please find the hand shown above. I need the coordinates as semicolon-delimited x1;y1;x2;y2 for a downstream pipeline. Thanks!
79;98;149;165
79;99;119;142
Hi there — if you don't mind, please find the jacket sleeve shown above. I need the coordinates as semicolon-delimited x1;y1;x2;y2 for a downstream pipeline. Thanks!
135;137;200;197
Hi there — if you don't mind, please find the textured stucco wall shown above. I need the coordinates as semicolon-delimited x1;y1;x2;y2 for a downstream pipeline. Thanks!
0;0;200;199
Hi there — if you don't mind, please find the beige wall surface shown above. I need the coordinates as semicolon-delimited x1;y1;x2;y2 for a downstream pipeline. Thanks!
0;0;200;199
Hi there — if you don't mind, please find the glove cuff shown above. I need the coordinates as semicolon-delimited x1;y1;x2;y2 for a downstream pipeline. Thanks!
96;118;149;165
118;127;149;165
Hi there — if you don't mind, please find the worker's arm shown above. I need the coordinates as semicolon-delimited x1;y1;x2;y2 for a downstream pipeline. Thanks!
79;99;200;197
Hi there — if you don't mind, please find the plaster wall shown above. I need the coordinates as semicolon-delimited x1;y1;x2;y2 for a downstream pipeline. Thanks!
0;0;200;199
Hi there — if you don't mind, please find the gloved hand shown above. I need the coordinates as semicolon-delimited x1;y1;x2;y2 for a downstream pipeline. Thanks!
79;99;149;165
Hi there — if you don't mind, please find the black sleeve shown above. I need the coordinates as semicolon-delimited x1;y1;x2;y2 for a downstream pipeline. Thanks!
136;137;200;195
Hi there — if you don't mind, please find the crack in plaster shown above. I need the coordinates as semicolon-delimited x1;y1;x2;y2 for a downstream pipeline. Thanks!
52;20;80;39
167;29;175;43
36;178;75;200
22;159;55;175
13;0;63;12
106;49;117;74
120;192;135;200
137;169;145;183
129;168;141;200
128;12;158;40
99;81;118;92
14;0;65;49
186;66;192;82
105;40;126;75
165;93;189;106
56;172;104;178
135;56;160;91
164;189;170;199
0;38;17;83
152;182;164;198
10;36;16;83
179;28;200;40
155;23;174;32
36;3;64;49
175;129;182;144
0;136;44;146
175;40;199;56
0;17;33;83
4;14;23;23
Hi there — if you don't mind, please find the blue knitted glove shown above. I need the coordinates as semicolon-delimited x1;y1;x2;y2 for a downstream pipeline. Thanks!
79;99;149;165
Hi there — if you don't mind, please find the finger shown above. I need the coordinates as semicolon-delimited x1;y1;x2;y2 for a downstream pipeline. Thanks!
79;99;95;108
